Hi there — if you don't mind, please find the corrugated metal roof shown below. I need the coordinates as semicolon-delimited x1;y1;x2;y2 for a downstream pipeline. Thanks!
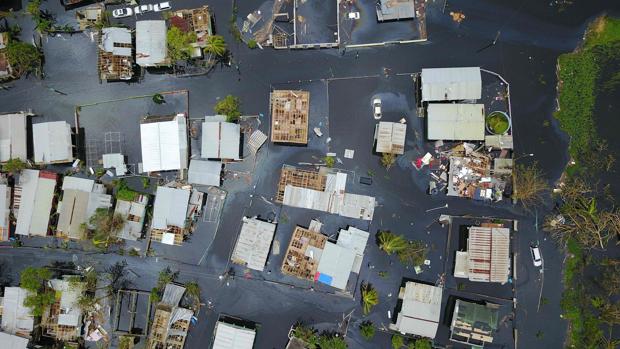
391;281;442;338
1;287;34;336
140;114;188;172
57;190;89;240
0;112;27;162
114;197;148;241
0;184;9;235
32;121;73;164
316;242;356;290
102;153;128;175
62;176;95;192
50;278;83;327
101;27;132;56
231;217;276;271
466;227;510;283
15;170;56;237
375;122;407;154
152;186;190;229
0;332;29;349
427;103;485;141
421;67;481;101
247;129;267;154
136;20;167;67
201;120;241;160
213;322;256;349
336;227;369;274
377;0;415;21
161;283;185;306
188;159;221;186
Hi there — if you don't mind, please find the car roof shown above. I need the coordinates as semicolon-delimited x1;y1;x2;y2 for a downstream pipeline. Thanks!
532;247;541;259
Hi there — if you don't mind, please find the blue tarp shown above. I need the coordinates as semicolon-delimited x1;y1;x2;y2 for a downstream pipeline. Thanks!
317;273;333;285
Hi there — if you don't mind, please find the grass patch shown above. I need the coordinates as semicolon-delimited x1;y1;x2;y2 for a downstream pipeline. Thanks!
486;112;510;134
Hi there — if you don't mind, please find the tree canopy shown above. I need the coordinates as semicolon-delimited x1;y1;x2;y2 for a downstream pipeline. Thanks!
214;95;241;122
6;41;41;77
204;35;227;57
167;27;197;61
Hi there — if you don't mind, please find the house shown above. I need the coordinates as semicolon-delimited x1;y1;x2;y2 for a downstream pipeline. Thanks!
32;121;74;164
14;170;57;237
231;217;276;272
374;121;407;154
147;284;193;349
202;116;241;161
113;195;148;241
212;319;256;349
187;159;222;186
421;67;482;102
427;104;485;141
149;186;191;246
168;6;214;57
41;277;85;342
454;226;510;284
1;287;35;338
281;224;327;282
76;4;103;30
270;90;309;144
98;27;134;82
0;332;29;348
0;112;28;162
140;113;188;173
376;0;415;21
0;184;10;241
389;281;442;338
102;153;128;176
450;299;499;346
0;32;13;80
136;20;169;67
56;177;112;240
275;165;326;203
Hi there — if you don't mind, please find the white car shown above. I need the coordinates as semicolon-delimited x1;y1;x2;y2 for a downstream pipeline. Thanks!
112;7;133;18
154;1;172;11
373;98;382;119
348;12;360;20
530;243;543;267
134;4;153;15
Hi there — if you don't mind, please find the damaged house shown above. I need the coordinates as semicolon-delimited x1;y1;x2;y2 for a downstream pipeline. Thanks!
454;225;511;284
168;6;214;58
149;186;203;246
98;27;134;82
270;90;310;145
41;277;85;343
147;284;193;349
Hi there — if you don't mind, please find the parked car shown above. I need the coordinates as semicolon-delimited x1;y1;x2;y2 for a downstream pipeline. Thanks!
530;242;543;267
154;1;172;12
372;98;382;119
348;12;360;20
112;7;133;18
134;4;153;15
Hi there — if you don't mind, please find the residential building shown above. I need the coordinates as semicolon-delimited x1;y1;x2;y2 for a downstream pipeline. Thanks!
41;277;85;342
102;153;128;176
282;224;327;281
0;111;28;162
140;113;188;173
187;159;222;186
212;319;256;349
0;183;10;241
450;299;499;346
0;332;29;348
32;121;74;164
454;226;510;284
149;186;190;246
231;217;277;272
374;121;407;154
98;27;134;82
56;177;112;240
376;0;415;21
421;67;482;102
1;287;34;338
168;6;214;57
389;281;442;338
136;20;169;67
0;32;12;80
147;284;193;349
14;170;57;237
270;90;309;144
427;104;485;141
202;116;241;161
275;165;326;203
75;4;103;30
113;195;148;241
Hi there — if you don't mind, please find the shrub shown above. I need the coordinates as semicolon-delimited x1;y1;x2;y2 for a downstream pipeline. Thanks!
214;95;241;122
247;39;258;49
359;321;375;340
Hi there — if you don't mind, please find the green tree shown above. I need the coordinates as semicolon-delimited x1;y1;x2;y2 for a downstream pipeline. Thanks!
185;281;201;310
377;231;407;255
152;93;165;105
157;266;179;290
20;267;52;292
324;156;335;168
23;289;55;316
167;26;197;61
391;334;404;349
204;35;227;57
397;240;427;266
6;41;42;77
359;321;375;340
381;152;396;170
2;158;27;173
317;334;347;349
88;208;126;247
247;39;258;49
413;339;432;349
360;283;378;315
292;324;318;349
214;95;241;122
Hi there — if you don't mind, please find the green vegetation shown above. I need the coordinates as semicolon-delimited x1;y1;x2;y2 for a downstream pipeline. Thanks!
6;41;42;77
317;335;347;349
150;266;179;303
291;324;347;349
167;27;197;61
397;240;428;267
2;158;27;173
214;95;241;122
513;162;550;209
324;156;335;168
184;281;201;311
204;35;228;57
359;321;375;340
411;339;432;349
485;111;510;135
114;179;140;201
118;335;135;349
377;231;427;266
247;39;258;49
377;231;407;255
20;267;55;316
152;93;165;105
381;152;396;170
391;334;404;349
87;208;126;248
360;283;378;315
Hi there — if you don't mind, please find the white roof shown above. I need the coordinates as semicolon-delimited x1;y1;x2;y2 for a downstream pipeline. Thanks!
316;242;356;290
0;332;29;349
231;217;276;271
102;153;127;175
188;160;221;186
427;104;485;141
391;282;442;338
213;321;256;349
101;27;132;56
114;196;148;241
49;278;83;327
421;67;482;101
15;170;56;237
32;122;73;164
1;287;34;336
336;227;369;274
0;184;9;232
0;112;28;162
140;114;188;172
136;20;168;66
62;176;95;192
201;120;241;160
466;227;510;283
151;186;190;230
375;122;407;154
454;251;469;278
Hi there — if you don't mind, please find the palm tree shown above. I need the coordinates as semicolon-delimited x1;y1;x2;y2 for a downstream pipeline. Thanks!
185;281;201;310
317;335;347;349
391;334;404;349
359;321;375;340
204;35;227;57
360;283;378;315
377;231;407;255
